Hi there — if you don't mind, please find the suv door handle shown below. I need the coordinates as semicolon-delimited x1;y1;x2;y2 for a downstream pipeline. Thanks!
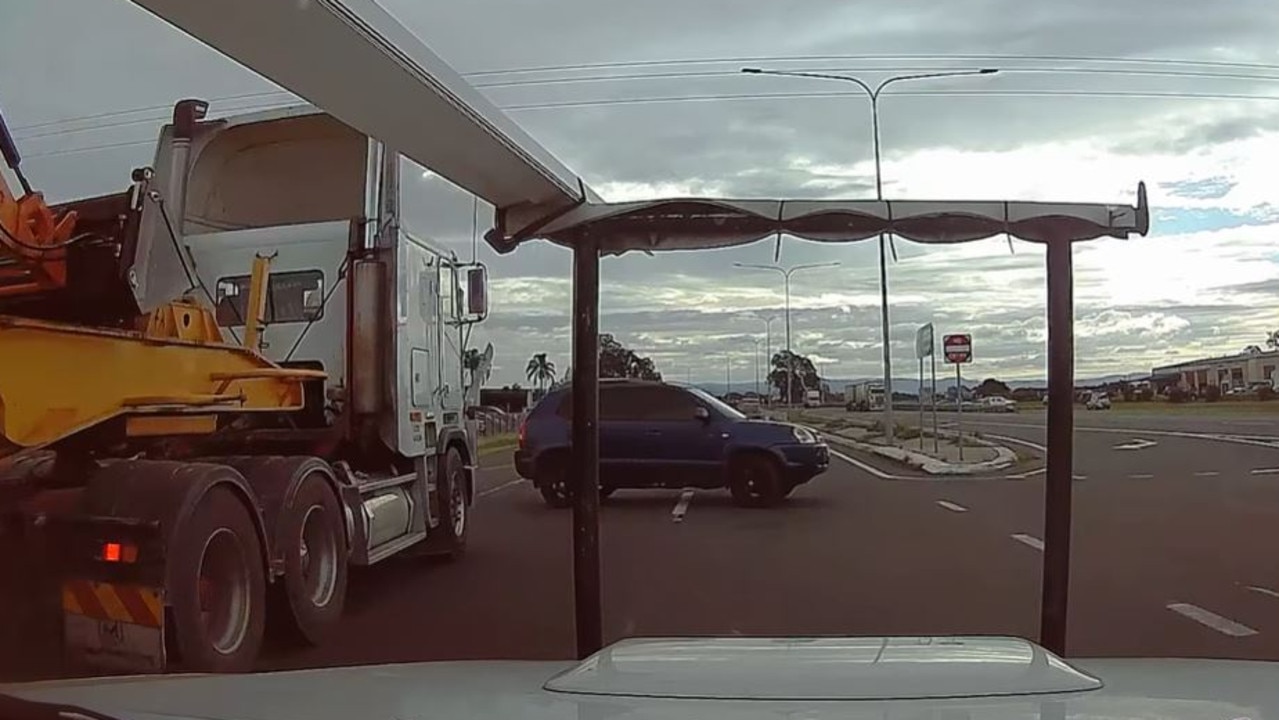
644;430;663;436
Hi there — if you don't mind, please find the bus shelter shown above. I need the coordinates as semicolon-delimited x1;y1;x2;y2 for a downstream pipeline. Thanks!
490;189;1151;658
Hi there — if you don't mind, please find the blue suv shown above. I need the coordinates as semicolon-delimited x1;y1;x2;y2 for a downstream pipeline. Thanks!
514;379;829;508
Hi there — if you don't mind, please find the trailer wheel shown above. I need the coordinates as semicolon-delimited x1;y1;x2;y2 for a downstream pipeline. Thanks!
167;485;266;672
276;470;348;645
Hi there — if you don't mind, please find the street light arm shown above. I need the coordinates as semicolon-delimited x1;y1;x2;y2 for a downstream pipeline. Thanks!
874;68;998;97
733;262;787;277
741;67;874;97
786;261;842;278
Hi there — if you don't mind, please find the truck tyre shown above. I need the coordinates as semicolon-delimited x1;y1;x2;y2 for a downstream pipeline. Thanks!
431;446;470;558
167;485;266;673
728;454;786;508
275;470;348;646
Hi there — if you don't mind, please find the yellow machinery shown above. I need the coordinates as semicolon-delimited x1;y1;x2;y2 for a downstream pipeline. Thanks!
0;98;483;677
0;103;328;676
0;130;319;460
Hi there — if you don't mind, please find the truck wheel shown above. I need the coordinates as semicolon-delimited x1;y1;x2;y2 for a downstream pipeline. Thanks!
167;485;266;672
728;454;785;508
276;471;348;646
432;446;470;558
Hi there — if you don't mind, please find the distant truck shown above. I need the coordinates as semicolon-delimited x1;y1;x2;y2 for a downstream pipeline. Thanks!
804;389;822;408
845;382;885;411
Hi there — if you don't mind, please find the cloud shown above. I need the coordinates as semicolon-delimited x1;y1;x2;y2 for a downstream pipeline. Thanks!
6;0;1279;386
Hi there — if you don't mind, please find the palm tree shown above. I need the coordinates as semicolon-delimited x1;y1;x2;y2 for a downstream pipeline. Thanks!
526;353;556;394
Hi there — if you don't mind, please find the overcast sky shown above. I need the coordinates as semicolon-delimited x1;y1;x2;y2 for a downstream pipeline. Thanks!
4;0;1279;387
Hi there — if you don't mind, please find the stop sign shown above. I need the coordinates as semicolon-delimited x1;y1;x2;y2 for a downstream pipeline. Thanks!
943;334;972;364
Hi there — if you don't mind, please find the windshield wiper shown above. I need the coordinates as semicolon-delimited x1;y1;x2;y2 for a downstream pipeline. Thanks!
0;693;124;720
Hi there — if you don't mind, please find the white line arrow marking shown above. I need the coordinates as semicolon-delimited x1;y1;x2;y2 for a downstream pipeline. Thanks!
1113;438;1157;451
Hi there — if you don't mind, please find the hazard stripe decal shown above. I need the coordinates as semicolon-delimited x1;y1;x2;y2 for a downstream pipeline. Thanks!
62;581;163;628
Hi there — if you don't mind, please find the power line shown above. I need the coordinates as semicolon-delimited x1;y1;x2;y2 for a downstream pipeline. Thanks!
25;85;1279;161
22;100;296;160
471;64;1279;91
17;65;1277;144
14;52;1279;139
14;93;295;142
10;90;291;134
500;88;1279;112
461;52;1279;78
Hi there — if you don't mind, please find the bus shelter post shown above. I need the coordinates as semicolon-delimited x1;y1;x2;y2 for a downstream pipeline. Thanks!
1040;235;1075;655
570;234;603;658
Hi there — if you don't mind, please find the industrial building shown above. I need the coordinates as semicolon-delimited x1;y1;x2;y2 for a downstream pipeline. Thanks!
1151;347;1279;393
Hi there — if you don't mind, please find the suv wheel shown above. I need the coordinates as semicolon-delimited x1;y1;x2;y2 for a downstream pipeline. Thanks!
537;457;572;509
728;453;786;508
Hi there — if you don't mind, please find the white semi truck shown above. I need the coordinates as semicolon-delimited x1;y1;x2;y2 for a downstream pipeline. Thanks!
0;100;490;674
845;382;885;412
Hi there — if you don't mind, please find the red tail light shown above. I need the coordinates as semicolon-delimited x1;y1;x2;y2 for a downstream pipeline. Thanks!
518;415;528;449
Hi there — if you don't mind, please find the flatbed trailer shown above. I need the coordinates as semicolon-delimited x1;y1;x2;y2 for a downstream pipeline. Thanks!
0;100;490;674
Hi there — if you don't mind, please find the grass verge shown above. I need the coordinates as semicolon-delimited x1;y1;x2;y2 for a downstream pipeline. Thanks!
477;433;518;457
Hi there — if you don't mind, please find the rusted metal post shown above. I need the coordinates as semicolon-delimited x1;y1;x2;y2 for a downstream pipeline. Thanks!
570;235;602;658
1040;236;1075;654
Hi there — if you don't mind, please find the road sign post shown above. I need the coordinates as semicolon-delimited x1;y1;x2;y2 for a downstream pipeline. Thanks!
915;324;934;452
943;334;973;461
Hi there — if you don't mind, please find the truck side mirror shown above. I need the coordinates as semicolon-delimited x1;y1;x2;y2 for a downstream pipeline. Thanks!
466;265;488;319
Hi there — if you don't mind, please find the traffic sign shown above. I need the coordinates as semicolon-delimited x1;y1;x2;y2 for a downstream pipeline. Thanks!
915;323;934;359
943;333;972;364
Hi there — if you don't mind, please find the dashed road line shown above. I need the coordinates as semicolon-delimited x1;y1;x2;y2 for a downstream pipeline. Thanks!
1250;468;1279;475
1011;533;1044;551
1194;471;1220;477
672;489;695;523
1245;585;1279;599
1128;473;1154;479
1166;603;1258;637
936;500;968;513
477;479;523;498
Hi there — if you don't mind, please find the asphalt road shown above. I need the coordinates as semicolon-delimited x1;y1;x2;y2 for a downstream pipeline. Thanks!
257;412;1279;670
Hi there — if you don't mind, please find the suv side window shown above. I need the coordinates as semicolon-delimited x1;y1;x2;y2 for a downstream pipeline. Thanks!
553;385;700;421
637;386;699;421
601;386;648;420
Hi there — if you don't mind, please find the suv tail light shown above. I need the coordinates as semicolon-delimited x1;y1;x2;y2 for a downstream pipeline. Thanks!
517;415;528;449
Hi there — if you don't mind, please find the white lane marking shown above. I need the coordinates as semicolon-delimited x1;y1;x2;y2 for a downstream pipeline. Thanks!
828;447;901;480
671;489;694;523
984;433;1046;452
1011;533;1044;551
1166;603;1259;637
1073;474;1087;481
1245;585;1279;599
1128;473;1154;479
1006;467;1046;479
1113;438;1158;451
1250;468;1279;475
955;419;1279;450
936;500;968;513
477;479;523;498
1194;471;1220;477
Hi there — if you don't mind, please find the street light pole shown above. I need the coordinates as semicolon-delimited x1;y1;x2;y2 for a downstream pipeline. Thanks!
735;262;840;404
741;66;997;440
